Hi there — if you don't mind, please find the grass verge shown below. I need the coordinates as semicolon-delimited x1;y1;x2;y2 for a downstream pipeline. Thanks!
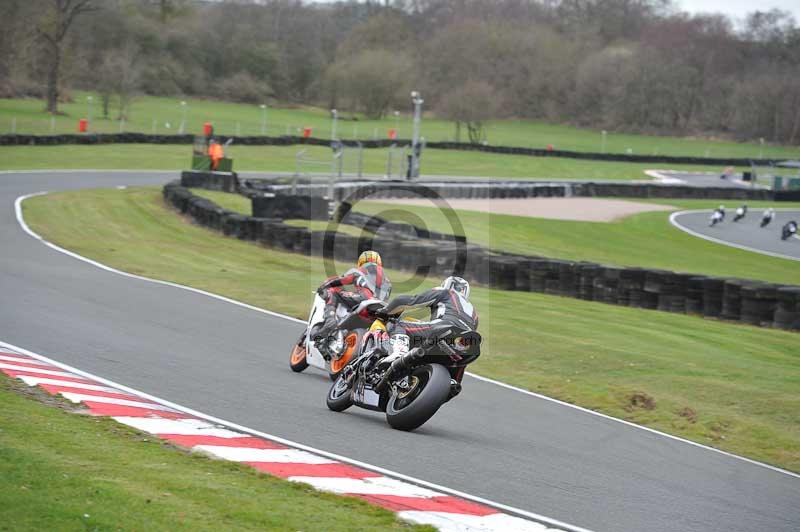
21;186;800;472
2;92;798;159
0;374;427;531
0;144;747;180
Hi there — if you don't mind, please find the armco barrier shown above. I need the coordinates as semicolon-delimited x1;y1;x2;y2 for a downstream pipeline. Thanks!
251;179;777;201
2;132;784;167
163;181;799;331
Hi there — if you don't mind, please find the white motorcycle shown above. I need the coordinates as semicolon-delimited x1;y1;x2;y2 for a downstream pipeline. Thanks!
289;294;379;380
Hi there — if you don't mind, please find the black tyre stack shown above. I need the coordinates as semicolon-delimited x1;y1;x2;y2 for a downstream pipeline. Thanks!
773;287;800;330
739;283;779;327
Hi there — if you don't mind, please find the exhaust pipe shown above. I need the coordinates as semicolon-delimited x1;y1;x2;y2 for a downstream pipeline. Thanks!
375;348;425;393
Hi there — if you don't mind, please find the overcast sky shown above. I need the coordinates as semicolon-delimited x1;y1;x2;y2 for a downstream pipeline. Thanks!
677;0;800;22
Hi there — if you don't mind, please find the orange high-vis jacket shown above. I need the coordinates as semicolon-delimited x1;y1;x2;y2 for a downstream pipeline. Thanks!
208;142;224;169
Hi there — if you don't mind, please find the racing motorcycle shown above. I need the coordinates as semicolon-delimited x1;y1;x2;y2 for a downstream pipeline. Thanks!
733;205;747;222
326;300;481;431
781;221;798;241
289;293;371;380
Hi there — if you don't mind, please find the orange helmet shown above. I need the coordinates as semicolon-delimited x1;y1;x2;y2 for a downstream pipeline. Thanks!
357;250;382;268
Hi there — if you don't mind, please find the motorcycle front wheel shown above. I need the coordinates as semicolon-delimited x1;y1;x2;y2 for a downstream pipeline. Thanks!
289;335;309;373
385;364;451;431
326;373;353;412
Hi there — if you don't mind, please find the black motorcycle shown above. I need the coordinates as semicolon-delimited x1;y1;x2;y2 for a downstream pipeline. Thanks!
781;221;798;241
326;300;481;431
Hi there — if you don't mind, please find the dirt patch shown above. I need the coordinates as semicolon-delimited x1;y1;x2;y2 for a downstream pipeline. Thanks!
678;407;697;423
375;197;676;222
626;391;656;411
1;373;88;415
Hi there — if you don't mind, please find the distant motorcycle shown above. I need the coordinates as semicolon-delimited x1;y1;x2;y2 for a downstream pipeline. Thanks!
709;210;724;227
761;209;775;228
781;221;798;241
733;205;747;222
326;300;481;431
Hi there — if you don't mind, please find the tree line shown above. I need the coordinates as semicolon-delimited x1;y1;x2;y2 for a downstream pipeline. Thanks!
1;0;798;145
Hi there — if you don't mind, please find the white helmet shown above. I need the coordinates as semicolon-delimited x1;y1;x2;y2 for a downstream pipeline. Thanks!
441;276;470;299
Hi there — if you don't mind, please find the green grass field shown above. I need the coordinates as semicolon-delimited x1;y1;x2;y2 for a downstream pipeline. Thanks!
0;375;427;531
21;187;800;472
3;92;799;159
185;189;800;285
0;144;746;180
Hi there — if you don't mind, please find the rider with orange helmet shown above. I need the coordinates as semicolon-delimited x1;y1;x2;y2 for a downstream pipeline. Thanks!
310;250;392;349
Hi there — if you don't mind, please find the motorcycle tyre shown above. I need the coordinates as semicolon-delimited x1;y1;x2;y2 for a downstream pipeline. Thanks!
385;364;451;432
326;373;353;412
289;335;309;373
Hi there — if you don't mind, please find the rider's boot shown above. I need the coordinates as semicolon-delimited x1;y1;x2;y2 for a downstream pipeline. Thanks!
310;306;338;359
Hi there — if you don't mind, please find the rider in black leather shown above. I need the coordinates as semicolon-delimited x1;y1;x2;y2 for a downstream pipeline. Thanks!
382;276;478;357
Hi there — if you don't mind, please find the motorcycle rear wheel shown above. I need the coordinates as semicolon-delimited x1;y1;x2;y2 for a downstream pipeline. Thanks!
326;373;353;412
385;364;451;431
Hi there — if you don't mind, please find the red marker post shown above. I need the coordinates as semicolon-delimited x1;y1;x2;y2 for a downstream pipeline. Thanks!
388;128;397;140
303;127;312;138
78;119;88;133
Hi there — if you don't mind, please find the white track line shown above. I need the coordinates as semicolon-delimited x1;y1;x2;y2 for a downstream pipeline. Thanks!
12;192;800;484
0;339;590;532
669;209;800;262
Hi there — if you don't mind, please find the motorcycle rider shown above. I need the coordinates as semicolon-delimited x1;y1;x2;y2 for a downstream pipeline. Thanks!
709;207;724;227
310;250;392;355
733;204;747;222
761;208;775;227
378;276;479;382
782;220;798;240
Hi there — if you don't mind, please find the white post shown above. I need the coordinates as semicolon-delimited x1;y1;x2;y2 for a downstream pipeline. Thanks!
119;118;125;133
410;91;424;179
178;101;187;134
11;117;16;134
394;110;400;137
331;109;338;141
86;96;93;128
601;130;607;153
260;104;267;135
50;116;56;133
759;137;764;159
152;118;157;134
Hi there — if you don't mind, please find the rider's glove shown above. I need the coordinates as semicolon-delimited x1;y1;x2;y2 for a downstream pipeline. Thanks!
317;278;336;296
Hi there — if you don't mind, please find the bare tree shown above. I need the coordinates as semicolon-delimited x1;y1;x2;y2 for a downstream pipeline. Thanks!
325;50;412;119
36;0;94;113
437;81;498;144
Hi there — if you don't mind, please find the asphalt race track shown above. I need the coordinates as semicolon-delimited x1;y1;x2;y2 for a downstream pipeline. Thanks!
1;171;799;532
671;209;800;261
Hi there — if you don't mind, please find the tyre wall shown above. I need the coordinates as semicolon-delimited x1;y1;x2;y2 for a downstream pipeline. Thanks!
163;180;800;331
1;132;781;167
